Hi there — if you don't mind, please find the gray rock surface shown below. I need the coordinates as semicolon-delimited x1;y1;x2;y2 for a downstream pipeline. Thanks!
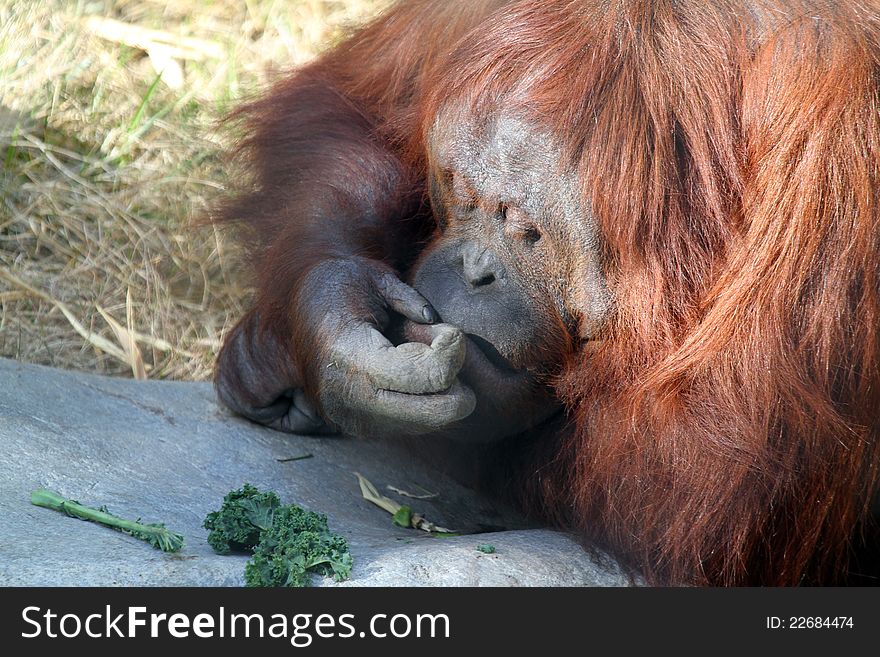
0;358;631;586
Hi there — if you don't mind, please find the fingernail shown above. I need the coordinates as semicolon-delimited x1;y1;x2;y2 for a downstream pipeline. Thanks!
422;305;438;323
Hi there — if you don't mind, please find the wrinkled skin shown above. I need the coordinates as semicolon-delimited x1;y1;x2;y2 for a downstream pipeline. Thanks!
216;113;610;441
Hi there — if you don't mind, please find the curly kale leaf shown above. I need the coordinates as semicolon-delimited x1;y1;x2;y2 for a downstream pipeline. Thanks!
244;505;353;587
203;483;280;555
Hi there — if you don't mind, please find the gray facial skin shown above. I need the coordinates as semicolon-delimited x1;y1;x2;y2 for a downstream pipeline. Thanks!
424;110;611;350
386;110;613;442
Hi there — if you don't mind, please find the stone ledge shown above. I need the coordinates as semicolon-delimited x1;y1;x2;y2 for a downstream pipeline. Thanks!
0;358;630;587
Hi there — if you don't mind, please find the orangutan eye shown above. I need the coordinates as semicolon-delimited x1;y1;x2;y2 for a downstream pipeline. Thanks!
501;205;541;245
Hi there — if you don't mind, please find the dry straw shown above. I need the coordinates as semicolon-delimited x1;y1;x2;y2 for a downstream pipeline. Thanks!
0;0;390;380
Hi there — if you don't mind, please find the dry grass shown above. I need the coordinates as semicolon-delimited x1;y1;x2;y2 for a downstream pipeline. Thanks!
0;0;390;380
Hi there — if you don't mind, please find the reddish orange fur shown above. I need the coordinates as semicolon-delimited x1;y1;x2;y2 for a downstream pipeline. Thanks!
425;0;880;585
218;0;880;585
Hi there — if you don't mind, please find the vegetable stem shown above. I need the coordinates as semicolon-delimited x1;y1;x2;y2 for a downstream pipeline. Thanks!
31;488;184;552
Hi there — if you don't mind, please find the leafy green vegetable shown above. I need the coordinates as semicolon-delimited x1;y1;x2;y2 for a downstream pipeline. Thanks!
392;505;413;528
203;483;280;554
30;488;183;552
355;473;454;533
476;543;496;554
204;484;353;587
245;505;353;587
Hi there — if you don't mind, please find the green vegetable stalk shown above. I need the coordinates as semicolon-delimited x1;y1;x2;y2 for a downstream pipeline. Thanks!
30;488;184;553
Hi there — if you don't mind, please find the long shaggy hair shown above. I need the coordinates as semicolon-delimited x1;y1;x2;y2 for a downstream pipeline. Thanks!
422;0;880;585
219;0;880;585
